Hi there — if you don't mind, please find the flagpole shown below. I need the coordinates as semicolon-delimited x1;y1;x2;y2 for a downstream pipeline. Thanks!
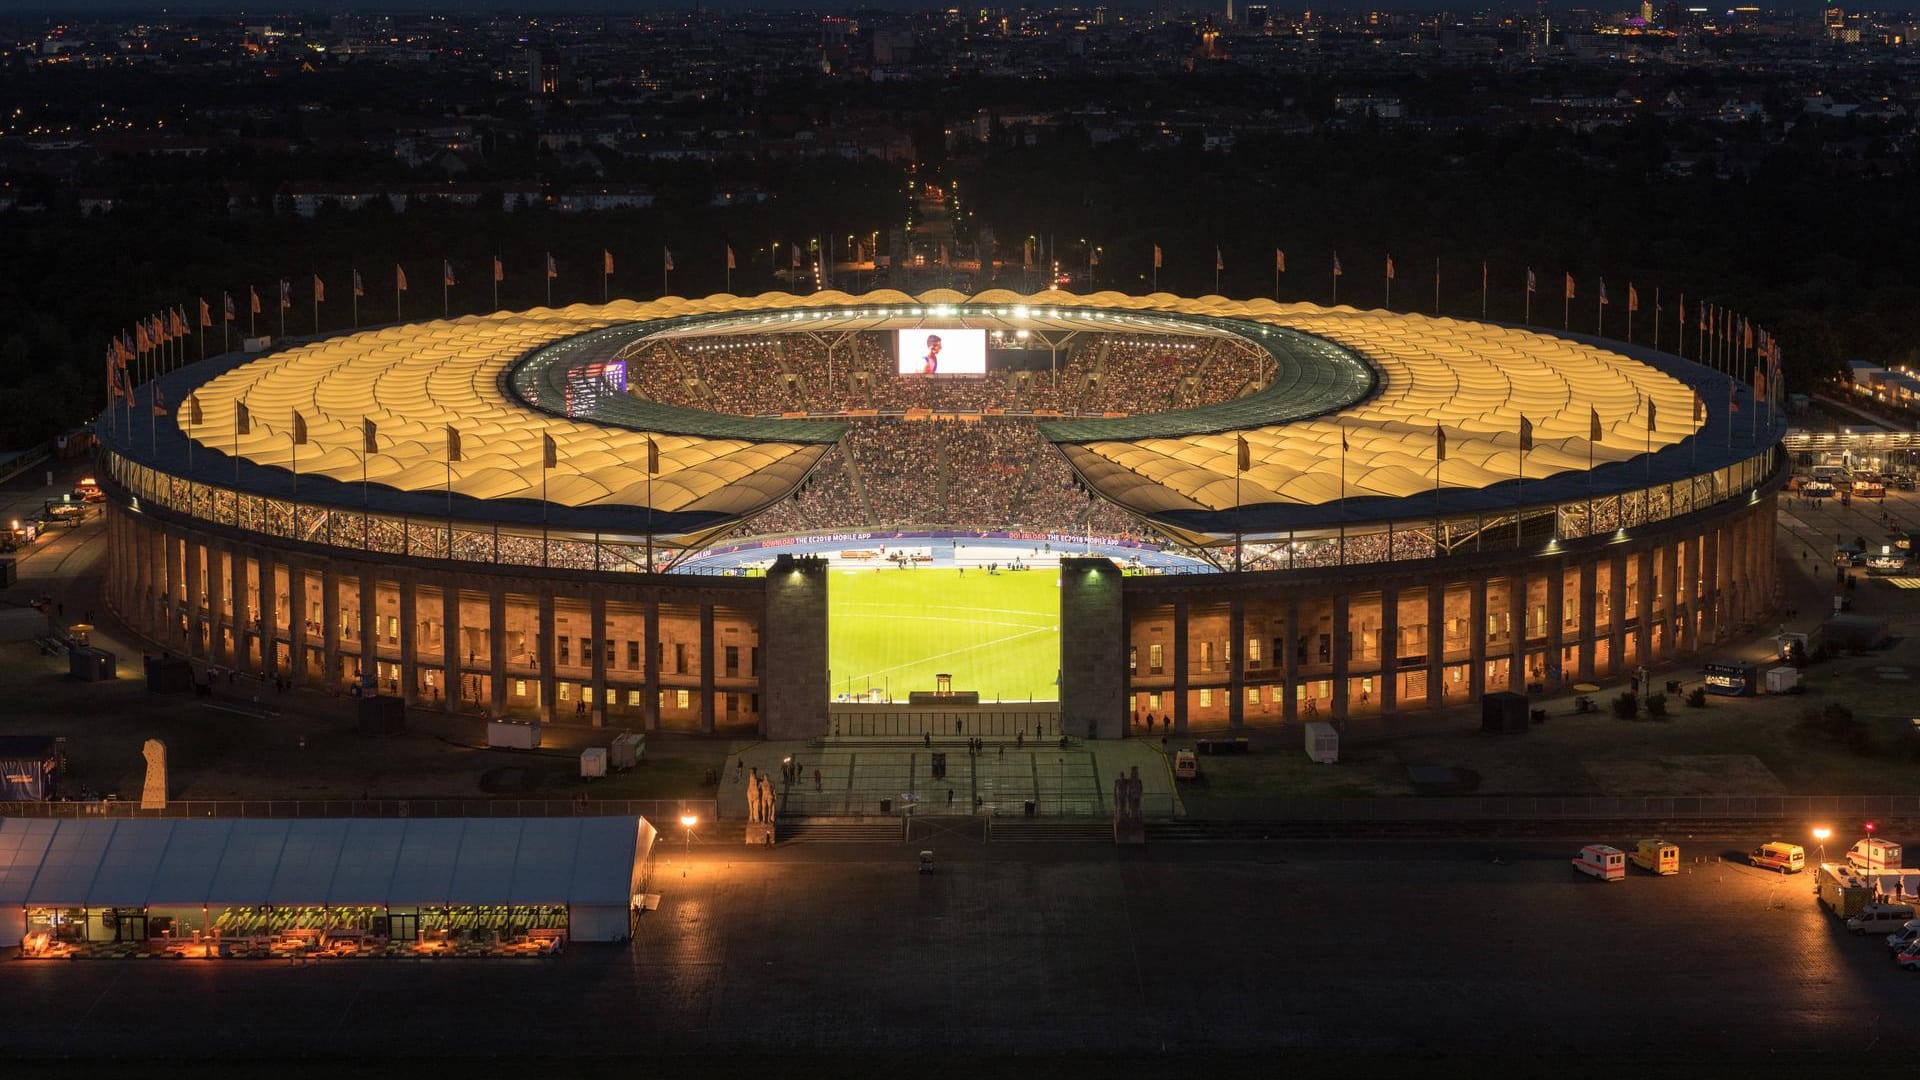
1433;257;1440;316
493;256;500;312
1596;287;1602;337
1339;428;1347;564
1331;253;1339;306
313;283;319;336
1516;428;1525;546
351;274;359;329
1652;288;1660;352
1626;286;1634;343
443;268;449;318
1384;263;1391;311
222;302;230;355
546;252;553;307
1524;272;1532;325
1480;261;1488;320
248;293;256;339
279;294;286;340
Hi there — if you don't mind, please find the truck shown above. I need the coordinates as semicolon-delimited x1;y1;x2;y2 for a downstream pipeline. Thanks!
1818;863;1920;918
1847;838;1902;871
1629;838;1679;875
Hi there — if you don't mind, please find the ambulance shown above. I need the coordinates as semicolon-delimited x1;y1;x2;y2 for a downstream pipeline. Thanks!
1847;838;1902;871
1629;838;1679;875
1573;844;1626;882
1748;842;1805;874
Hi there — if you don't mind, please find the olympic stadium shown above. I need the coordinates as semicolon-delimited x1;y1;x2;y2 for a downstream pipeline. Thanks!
96;289;1786;739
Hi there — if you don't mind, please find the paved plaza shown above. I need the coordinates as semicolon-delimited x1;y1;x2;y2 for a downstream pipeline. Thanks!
1;839;1916;1072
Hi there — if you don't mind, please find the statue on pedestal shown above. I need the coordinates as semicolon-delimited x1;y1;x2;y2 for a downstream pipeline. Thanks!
1126;765;1144;820
140;739;168;810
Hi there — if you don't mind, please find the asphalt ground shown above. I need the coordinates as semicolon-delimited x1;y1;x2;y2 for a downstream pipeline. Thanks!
1;839;1914;1075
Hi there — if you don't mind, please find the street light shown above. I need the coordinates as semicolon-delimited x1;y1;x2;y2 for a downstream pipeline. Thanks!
1812;825;1831;865
680;812;697;858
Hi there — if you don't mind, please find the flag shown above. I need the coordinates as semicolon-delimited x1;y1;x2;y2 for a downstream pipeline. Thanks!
1564;273;1575;300
235;401;251;435
170;308;187;336
1215;246;1224;272
939;243;949;267
492;256;504;283
153;386;167;416
188;394;202;426
1599;278;1609;307
1692;392;1703;425
1152;245;1163;269
725;245;736;271
1340;425;1349;452
199;297;212;328
1627;284;1639;312
1519;415;1534;453
1235;435;1250;473
396;264;409;292
224;292;236;322
1526;268;1537;293
1728;379;1740;414
542;432;558;469
1678;295;1685;324
447;425;462;462
154;314;168;342
1275;248;1286;273
646;436;659;474
291;411;307;446
1332;253;1343;277
791;244;801;270
353;268;365;297
1089;247;1100;267
546;253;558;279
663;248;673;273
1435;425;1447;462
1647;399;1657;431
1756;369;1767;400
136;322;151;352
250;287;262;315
279;279;291;310
362;417;378;455
443;259;456;287
1022;239;1034;269
1699;304;1708;331
313;275;325;303
1589;407;1603;443
1385;256;1395;281
1743;321;1754;349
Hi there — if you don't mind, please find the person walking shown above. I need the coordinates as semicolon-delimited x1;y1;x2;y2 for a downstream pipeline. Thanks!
813;768;823;791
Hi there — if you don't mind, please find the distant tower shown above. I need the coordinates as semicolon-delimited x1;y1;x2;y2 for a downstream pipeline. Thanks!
1226;0;1235;25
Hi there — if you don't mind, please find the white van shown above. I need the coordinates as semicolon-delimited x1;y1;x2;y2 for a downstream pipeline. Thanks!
1847;903;1917;935
1848;838;1902;871
1885;919;1920;951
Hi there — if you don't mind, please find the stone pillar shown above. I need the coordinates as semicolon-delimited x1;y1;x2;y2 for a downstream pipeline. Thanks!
1058;557;1125;739
258;550;277;681
288;563;308;687
1679;535;1698;654
537;586;557;723
205;542;226;665
1171;598;1190;733
1507;569;1526;693
1707;525;1724;639
133;515;153;635
321;563;340;690
172;532;191;651
1660;542;1680;661
441;581;459;714
1282;594;1300;724
589;590;608;727
1576;560;1597;682
643;595;661;732
1425;581;1444;711
1635;549;1655;671
398;575;417;706
152;522;168;633
1606;553;1628;677
487;585;507;719
1545;560;1565;689
1468;578;1487;702
1227;596;1245;730
1379;586;1399;714
1330;592;1350;718
230;543;248;672
698;601;716;734
358;570;378;691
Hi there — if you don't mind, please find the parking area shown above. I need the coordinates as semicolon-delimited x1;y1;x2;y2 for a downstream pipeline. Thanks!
1;839;1915;1065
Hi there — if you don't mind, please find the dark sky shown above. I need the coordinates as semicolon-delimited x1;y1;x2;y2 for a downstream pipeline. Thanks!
0;2;1849;15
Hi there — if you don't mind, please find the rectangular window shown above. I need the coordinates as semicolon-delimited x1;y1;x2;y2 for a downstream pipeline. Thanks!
606;639;616;664
1129;646;1137;674
627;641;640;670
1247;686;1260;705
1199;641;1214;673
579;637;593;666
386;615;399;644
558;682;571;701
1148;692;1161;712
1148;643;1163;675
725;645;740;677
676;689;690;710
674;642;687;673
558;636;571;666
1247;637;1262;668
751;647;761;676
514;679;527;697
627;689;642;706
1199;688;1213;708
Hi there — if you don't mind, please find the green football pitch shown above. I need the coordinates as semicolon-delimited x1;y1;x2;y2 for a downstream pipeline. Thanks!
829;567;1060;703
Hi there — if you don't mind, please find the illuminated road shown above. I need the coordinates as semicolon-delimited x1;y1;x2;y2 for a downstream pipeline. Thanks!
0;840;1912;1066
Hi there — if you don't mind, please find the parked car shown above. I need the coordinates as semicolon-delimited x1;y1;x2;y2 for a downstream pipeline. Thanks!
1885;919;1920;952
1896;939;1920;972
1749;842;1806;873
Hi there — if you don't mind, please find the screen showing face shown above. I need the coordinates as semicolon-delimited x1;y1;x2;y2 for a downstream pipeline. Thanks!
895;328;986;375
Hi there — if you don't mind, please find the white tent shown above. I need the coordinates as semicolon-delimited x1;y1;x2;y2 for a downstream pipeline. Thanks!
0;816;657;946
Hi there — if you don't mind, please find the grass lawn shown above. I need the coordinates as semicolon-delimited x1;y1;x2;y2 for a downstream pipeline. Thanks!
829;566;1060;703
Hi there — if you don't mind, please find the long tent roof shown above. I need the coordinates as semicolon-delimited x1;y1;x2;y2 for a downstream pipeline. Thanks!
0;817;650;908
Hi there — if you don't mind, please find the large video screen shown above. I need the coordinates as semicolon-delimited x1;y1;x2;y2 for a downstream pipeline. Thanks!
895;328;987;375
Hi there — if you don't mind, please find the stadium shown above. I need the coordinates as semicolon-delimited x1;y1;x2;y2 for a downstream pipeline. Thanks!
96;288;1786;739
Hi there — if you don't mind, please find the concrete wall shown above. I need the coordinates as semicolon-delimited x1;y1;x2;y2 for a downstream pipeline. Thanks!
1059;557;1127;739
760;554;830;738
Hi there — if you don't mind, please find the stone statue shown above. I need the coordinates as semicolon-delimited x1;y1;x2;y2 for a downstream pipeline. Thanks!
140;738;168;810
1112;773;1132;822
1126;765;1143;821
747;769;764;823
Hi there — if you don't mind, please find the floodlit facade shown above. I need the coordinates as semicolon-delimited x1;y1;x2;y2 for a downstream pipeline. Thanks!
97;290;1784;736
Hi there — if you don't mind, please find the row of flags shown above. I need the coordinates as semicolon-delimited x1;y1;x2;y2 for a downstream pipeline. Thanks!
217;405;662;475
